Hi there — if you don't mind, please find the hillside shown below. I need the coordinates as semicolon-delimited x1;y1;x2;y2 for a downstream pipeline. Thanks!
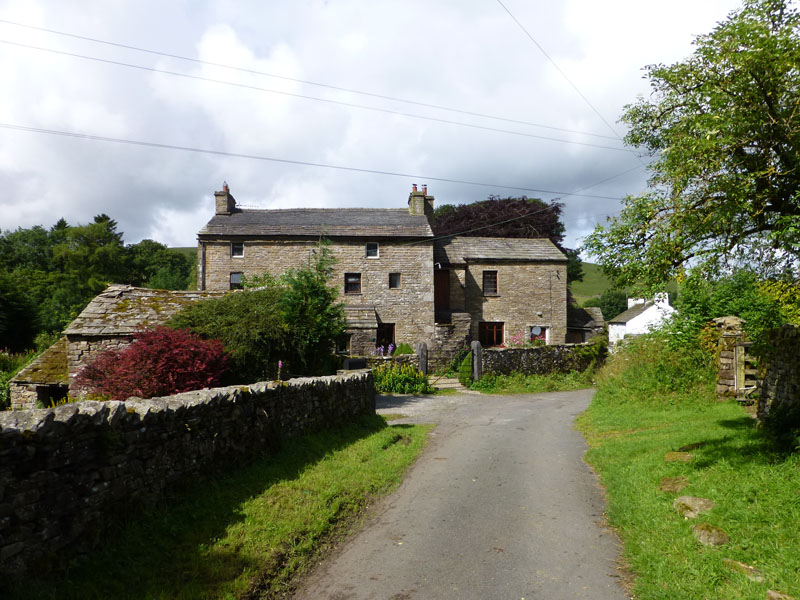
570;262;612;305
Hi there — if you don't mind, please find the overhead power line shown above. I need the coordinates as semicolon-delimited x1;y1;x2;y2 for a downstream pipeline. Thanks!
0;122;626;200
0;17;619;141
494;0;623;140
0;39;636;154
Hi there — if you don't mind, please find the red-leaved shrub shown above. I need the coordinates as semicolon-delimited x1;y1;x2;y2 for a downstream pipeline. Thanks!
75;326;229;400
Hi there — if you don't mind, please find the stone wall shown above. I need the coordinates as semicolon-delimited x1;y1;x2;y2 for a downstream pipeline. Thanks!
200;237;435;349
480;343;602;377
0;371;374;575
67;334;133;394
714;316;747;398
464;262;567;345
758;325;800;421
429;312;472;372
366;353;421;370
8;383;37;411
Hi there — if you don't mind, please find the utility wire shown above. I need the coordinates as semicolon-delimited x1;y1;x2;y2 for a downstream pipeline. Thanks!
0;17;620;142
0;39;635;154
0;122;626;199
494;0;623;140
402;164;640;246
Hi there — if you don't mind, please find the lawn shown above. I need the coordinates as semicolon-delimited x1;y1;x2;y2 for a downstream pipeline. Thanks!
577;344;800;599
8;415;430;600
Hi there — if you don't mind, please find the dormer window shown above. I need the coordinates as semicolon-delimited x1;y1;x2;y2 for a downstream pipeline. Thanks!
231;242;244;257
366;242;379;258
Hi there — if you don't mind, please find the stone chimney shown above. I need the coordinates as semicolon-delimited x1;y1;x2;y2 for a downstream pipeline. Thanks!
408;183;434;221
214;181;236;215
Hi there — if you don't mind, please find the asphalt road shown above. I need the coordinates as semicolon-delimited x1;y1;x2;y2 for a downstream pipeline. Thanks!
292;389;628;600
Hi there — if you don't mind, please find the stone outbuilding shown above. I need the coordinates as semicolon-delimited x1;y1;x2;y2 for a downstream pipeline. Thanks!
9;285;222;410
566;305;605;343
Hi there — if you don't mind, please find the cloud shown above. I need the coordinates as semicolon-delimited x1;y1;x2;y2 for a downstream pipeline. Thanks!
0;0;742;253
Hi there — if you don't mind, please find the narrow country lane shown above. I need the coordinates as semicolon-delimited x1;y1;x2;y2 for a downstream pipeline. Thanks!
292;389;629;600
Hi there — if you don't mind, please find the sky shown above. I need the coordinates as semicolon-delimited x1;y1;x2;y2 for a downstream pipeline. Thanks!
0;0;744;253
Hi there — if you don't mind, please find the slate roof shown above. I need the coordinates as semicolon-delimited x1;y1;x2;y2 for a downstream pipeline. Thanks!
199;208;434;238
64;285;224;336
11;337;68;385
567;306;605;329
608;302;650;324
344;306;378;329
434;236;567;264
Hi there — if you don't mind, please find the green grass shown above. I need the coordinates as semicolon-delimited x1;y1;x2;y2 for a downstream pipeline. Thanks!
171;246;197;260
577;339;800;599
470;369;595;394
9;415;430;600
570;262;613;304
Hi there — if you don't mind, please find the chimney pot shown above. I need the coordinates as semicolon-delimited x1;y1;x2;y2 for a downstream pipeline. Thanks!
223;181;229;193
422;184;428;194
412;183;418;192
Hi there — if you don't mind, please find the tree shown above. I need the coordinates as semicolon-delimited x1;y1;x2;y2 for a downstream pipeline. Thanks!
584;0;800;289
168;286;288;383
583;289;628;321
0;216;194;348
665;270;788;350
126;239;192;290
170;241;345;382
432;196;584;283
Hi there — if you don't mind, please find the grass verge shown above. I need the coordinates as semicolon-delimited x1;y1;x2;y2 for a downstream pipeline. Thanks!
469;369;595;394
577;337;800;599
9;415;430;600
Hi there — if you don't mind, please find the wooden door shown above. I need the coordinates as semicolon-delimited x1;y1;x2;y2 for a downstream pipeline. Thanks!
434;269;450;310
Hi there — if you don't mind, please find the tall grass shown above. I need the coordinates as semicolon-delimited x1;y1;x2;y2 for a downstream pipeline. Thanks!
593;334;715;405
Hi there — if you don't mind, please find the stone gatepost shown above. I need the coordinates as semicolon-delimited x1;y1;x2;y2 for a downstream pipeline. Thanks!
416;342;428;375
471;340;482;382
714;316;746;399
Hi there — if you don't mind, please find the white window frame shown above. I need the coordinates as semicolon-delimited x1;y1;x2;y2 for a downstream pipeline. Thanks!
365;242;379;259
389;272;401;289
231;242;244;258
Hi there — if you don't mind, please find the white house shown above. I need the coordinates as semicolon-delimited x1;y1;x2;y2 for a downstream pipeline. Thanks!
608;293;676;350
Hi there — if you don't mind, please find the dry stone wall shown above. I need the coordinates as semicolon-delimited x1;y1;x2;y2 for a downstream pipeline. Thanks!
758;325;800;421
481;343;602;376
0;371;374;575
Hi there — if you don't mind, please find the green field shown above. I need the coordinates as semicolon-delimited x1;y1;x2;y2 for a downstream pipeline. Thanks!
570;262;613;304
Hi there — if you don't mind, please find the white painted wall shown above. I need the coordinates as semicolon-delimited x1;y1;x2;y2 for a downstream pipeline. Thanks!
609;294;676;350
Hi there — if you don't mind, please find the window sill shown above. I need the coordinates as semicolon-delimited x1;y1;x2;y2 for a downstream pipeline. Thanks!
483;293;500;297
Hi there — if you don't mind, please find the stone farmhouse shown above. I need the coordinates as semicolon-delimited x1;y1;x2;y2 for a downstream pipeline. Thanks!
198;183;568;368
